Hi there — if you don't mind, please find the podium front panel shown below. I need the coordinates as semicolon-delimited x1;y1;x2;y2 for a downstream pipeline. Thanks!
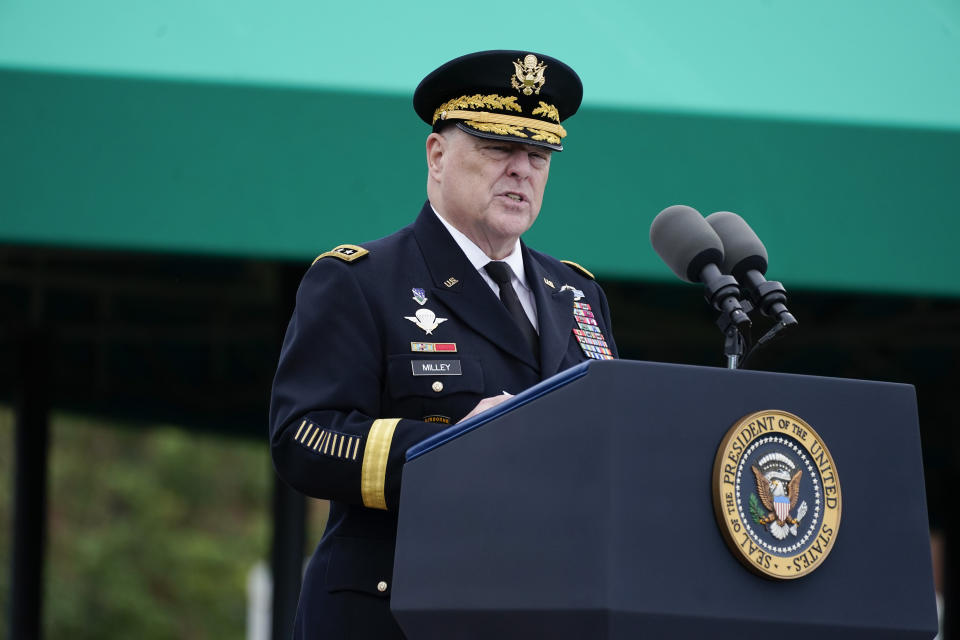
393;360;937;639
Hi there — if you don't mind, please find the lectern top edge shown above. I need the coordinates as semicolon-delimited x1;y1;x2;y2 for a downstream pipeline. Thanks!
405;361;591;462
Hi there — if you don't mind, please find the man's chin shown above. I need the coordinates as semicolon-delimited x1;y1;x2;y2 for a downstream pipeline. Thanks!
488;212;537;241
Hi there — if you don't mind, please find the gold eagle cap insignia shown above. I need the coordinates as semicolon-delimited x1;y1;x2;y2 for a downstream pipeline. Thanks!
511;54;547;96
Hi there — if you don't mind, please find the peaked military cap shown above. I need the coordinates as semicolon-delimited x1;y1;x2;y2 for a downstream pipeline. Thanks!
413;50;583;151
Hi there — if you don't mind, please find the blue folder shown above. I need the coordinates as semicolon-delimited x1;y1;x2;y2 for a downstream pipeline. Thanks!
405;360;591;461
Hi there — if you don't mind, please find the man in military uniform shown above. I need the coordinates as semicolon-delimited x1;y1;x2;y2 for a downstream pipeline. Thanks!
269;50;618;638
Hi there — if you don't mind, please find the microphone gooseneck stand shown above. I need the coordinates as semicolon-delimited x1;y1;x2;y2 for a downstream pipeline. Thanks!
716;300;751;370
696;263;752;369
717;293;798;370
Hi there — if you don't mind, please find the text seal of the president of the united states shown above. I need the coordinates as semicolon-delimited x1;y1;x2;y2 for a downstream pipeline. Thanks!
712;409;842;579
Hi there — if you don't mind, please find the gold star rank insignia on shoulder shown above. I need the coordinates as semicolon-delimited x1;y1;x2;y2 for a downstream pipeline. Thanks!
312;244;369;265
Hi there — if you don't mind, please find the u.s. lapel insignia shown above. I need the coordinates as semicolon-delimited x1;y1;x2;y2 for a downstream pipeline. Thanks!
560;284;585;301
405;308;448;335
412;288;428;305
572;301;614;360
443;277;459;288
543;277;555;289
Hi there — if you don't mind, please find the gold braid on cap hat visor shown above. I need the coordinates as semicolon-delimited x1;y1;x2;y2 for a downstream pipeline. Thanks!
438;110;567;140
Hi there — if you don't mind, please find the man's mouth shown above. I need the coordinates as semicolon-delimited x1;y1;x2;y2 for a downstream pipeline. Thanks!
503;192;525;202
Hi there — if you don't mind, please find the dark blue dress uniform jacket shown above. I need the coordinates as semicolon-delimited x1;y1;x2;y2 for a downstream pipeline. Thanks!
269;202;618;639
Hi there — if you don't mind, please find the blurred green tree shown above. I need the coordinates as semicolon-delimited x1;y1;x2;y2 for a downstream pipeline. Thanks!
0;408;320;639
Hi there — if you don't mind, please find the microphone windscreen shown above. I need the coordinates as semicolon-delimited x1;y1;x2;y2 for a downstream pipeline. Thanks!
705;211;768;277
650;205;723;283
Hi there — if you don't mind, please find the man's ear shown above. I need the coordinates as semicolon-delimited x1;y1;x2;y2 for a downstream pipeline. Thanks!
426;132;446;181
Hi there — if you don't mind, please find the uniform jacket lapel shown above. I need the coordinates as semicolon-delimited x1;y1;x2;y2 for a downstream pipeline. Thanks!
523;246;576;377
412;203;540;372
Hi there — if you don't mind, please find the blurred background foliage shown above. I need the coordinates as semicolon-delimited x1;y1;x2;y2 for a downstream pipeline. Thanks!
0;406;328;639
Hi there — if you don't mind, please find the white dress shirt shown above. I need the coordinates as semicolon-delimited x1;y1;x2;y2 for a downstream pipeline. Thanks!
432;206;539;333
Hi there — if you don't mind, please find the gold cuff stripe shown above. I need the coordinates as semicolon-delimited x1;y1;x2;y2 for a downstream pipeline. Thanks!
440;110;567;139
361;418;400;511
295;424;362;461
300;425;313;443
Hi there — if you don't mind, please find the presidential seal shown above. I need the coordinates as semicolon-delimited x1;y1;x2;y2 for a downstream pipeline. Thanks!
712;410;841;580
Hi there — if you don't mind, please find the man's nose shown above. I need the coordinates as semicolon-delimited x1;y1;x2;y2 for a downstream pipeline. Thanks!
505;149;533;179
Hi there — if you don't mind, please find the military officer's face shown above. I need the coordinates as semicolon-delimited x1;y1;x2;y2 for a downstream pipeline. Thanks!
427;127;551;258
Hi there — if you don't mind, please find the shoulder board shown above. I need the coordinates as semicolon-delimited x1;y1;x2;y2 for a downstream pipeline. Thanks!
561;260;594;280
312;244;369;265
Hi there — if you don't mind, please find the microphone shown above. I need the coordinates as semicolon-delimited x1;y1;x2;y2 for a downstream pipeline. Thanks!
650;205;750;327
705;211;797;326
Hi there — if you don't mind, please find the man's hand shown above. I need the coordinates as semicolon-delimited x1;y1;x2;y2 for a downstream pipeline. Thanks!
457;392;513;423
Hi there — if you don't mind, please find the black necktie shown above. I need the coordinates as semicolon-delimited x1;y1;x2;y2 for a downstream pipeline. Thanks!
484;261;540;361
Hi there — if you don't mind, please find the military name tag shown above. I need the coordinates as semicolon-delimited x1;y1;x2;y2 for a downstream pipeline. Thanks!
411;360;462;376
712;410;842;580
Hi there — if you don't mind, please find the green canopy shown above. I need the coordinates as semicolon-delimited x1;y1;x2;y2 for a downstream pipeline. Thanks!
3;0;959;295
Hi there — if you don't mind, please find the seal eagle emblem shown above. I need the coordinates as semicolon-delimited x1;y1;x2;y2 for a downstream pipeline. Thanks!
712;410;842;580
750;453;808;540
511;54;547;96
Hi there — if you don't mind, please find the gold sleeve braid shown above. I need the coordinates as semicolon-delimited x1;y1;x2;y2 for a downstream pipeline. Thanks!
361;418;401;510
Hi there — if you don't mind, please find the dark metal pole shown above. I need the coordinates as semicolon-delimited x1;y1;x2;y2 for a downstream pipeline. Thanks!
943;432;958;640
270;474;306;640
270;263;308;639
9;327;50;640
